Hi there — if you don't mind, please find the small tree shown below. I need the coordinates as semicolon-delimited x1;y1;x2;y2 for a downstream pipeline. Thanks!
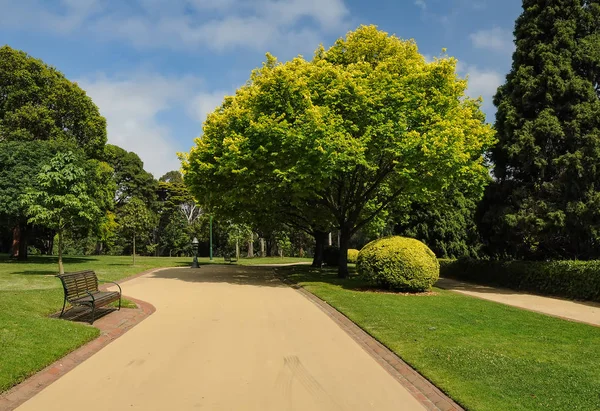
118;197;156;265
22;151;101;274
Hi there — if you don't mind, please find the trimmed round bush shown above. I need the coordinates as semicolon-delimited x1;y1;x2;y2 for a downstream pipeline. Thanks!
357;236;439;292
347;249;360;264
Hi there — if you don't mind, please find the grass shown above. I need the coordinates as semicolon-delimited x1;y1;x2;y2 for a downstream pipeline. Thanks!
279;266;600;411
0;253;310;392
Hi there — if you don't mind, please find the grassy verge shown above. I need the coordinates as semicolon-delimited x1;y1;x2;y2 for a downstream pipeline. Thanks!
0;253;310;392
279;266;600;411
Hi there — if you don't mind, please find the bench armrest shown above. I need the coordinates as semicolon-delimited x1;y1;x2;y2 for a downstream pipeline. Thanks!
99;280;122;294
85;290;96;301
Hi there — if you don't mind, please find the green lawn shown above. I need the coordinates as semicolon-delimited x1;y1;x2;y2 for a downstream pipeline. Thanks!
0;253;310;393
279;266;600;411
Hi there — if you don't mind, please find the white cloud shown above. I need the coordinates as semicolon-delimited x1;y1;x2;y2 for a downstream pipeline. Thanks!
188;90;230;125
0;0;350;54
456;61;504;118
77;73;213;177
470;27;514;54
415;0;427;11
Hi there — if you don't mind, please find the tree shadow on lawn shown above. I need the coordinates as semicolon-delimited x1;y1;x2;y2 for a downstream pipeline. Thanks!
276;265;440;296
12;270;60;276
149;265;287;288
0;255;98;265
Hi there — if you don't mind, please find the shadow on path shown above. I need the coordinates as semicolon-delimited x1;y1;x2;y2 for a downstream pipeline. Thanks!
148;265;286;288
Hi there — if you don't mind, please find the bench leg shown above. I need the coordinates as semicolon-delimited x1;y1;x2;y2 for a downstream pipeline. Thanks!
59;296;67;318
118;295;121;311
90;302;95;325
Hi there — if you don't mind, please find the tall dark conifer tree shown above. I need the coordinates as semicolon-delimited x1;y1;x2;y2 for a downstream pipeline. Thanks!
481;0;600;259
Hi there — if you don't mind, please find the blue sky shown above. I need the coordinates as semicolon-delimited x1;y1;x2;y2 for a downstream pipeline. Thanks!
0;0;522;177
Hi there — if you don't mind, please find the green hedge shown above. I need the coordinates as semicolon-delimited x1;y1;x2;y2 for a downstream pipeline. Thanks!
439;259;600;302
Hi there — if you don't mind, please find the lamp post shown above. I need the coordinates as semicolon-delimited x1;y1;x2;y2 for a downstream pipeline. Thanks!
191;237;199;268
209;216;213;261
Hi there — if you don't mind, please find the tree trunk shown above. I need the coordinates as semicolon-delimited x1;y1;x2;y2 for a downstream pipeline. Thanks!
328;232;332;246
337;226;351;278
95;241;103;255
17;224;28;261
11;224;21;258
133;232;136;265
312;230;327;267
266;237;273;257
260;238;265;257
235;238;240;260
58;229;64;274
247;233;254;258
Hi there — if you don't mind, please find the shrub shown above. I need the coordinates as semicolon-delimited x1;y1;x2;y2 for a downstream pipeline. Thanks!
348;249;360;264
323;246;340;266
440;259;600;302
357;236;439;292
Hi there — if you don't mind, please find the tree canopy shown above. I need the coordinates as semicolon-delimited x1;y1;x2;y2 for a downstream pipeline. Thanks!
21;151;102;273
183;25;496;276
0;45;107;158
480;0;600;259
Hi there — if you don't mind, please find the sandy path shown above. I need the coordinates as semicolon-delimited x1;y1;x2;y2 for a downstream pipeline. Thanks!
17;266;425;411
436;277;600;327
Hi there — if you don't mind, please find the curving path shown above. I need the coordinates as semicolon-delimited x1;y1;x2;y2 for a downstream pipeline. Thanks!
17;266;425;411
436;277;600;327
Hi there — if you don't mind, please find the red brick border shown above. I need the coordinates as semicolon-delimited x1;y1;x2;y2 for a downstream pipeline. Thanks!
285;281;464;411
0;268;164;411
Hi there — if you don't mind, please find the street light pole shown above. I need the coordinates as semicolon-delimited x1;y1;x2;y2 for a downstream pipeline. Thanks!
209;215;213;261
191;237;199;268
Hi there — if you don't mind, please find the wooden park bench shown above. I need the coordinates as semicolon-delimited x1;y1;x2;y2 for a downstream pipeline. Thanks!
56;271;122;324
224;254;238;263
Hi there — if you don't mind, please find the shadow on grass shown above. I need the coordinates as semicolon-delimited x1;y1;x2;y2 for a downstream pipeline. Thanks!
275;265;439;296
16;270;59;276
50;306;118;323
0;255;98;265
274;265;372;291
149;265;286;288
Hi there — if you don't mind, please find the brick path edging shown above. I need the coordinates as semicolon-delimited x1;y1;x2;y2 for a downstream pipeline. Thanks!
279;277;465;411
0;267;167;411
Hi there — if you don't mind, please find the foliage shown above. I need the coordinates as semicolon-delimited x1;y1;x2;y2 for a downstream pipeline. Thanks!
439;258;600;302
481;1;600;259
104;144;157;207
183;25;496;278
0;46;106;158
159;212;191;256
0;142;56;218
117;197;157;262
357;236;439;291
323;246;340;267
394;186;483;259
347;249;359;264
286;266;600;411
21;151;102;273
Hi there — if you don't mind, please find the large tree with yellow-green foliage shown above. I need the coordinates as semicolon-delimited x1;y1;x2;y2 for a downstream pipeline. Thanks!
183;25;496;277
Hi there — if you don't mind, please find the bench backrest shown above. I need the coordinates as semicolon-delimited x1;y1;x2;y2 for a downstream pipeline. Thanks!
57;271;99;301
